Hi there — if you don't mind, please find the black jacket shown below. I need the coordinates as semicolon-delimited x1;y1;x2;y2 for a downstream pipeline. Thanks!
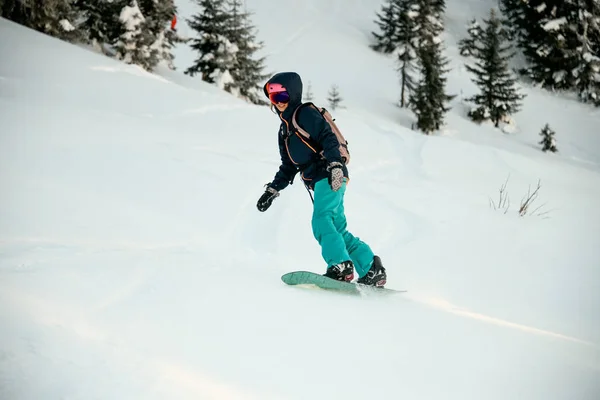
264;72;349;191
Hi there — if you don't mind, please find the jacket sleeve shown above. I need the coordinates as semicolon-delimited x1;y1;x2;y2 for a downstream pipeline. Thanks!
270;132;298;191
296;106;343;164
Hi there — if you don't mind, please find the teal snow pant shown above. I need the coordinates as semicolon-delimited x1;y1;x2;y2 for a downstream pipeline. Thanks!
311;178;374;278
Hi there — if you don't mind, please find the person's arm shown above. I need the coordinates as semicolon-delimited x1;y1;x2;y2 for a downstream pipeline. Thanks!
257;133;298;212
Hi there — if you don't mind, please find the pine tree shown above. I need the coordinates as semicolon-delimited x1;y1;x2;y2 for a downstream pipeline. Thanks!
1;1;21;25
458;18;482;57
221;0;268;104
410;43;453;133
500;0;556;85
304;81;314;102
410;0;454;134
500;0;600;104
76;0;127;53
523;1;580;90
539;124;558;152
412;0;445;50
466;9;525;128
3;0;84;42
185;0;235;83
327;85;343;110
137;0;179;70
498;0;527;41
371;0;398;54
501;0;583;91
431;0;445;14
564;0;600;106
394;0;418;107
114;1;159;71
137;0;156;16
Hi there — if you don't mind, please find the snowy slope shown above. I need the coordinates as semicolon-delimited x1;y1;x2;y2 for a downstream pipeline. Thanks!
1;2;600;399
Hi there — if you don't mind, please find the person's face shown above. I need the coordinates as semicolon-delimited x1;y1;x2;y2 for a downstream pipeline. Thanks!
274;102;288;112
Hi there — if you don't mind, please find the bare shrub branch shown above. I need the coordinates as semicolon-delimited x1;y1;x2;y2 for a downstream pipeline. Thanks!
489;174;511;213
489;176;550;218
519;179;542;217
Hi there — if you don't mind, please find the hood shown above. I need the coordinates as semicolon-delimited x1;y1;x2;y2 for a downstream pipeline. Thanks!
263;72;303;119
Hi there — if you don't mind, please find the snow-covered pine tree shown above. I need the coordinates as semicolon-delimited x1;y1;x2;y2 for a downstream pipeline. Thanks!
1;1;29;28
114;1;159;71
137;0;179;70
4;0;83;42
0;0;8;16
539;124;558;152
500;0;599;104
410;0;454;134
410;44;453;133
525;0;580;90
304;81;314;102
185;0;235;84
564;0;600;106
76;0;128;54
222;0;268;104
327;85;343;110
394;0;418;107
458;18;482;57
505;0;582;90
466;8;525;128
371;0;398;54
1;0;31;24
431;0;445;14
137;0;156;16
498;0;527;41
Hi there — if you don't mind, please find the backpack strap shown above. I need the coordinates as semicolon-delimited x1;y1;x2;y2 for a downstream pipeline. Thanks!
291;102;314;139
291;102;321;155
292;102;332;133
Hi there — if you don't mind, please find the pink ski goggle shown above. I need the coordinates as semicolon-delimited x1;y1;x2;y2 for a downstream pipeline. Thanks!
266;83;290;104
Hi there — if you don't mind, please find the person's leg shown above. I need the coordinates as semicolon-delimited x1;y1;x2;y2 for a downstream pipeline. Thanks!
330;183;375;278
311;179;351;267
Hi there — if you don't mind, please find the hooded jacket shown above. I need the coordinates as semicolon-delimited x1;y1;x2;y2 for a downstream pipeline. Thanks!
264;72;349;191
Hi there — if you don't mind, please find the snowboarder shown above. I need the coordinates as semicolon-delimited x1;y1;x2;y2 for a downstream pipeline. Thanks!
256;72;387;287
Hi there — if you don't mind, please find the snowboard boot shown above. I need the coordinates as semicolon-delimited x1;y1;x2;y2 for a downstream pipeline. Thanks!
324;260;354;282
357;255;387;287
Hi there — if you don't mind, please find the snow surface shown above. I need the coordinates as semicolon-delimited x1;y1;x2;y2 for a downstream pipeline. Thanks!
1;0;600;398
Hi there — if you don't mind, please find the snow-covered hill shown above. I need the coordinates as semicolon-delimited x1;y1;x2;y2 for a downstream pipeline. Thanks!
1;0;600;398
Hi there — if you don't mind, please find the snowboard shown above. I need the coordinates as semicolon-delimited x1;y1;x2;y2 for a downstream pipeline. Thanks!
281;270;406;296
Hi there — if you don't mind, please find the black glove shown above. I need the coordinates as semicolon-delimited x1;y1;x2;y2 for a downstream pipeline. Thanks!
257;185;279;212
327;161;344;192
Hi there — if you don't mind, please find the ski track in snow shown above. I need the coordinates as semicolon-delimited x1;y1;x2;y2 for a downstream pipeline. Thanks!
365;185;432;251
409;294;600;349
366;121;429;179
